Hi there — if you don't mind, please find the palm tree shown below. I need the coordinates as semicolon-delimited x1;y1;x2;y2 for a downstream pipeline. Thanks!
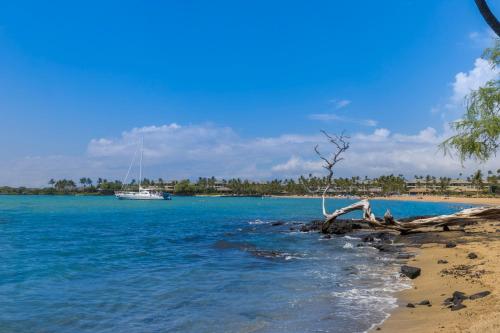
48;179;55;187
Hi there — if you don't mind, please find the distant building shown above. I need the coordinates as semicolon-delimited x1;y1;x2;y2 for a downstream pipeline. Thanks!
405;178;480;194
213;181;232;193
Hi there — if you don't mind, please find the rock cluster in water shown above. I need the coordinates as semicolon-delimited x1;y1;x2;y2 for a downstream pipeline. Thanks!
299;219;364;234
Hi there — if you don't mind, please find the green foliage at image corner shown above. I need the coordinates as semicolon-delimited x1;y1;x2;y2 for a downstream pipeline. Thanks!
441;38;500;162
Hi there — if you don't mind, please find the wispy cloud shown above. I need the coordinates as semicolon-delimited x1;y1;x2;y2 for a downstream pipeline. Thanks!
468;29;496;48
328;98;351;109
309;113;378;127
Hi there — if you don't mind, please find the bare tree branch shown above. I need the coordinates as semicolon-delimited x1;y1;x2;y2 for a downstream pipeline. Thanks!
475;0;500;36
314;130;350;218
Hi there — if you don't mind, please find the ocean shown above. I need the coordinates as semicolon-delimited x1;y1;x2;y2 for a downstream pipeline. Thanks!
0;195;470;333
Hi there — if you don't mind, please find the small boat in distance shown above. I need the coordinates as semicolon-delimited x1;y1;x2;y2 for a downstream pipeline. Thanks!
115;138;171;200
115;188;170;200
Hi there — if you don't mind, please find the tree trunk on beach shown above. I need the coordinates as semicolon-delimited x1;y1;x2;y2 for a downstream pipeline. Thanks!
321;196;500;233
309;129;500;233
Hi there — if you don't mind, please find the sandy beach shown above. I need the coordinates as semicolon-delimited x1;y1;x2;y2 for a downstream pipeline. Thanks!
371;195;500;206
273;195;500;206
373;220;500;332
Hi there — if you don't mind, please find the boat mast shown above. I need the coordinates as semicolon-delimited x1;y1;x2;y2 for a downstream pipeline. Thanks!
139;136;143;191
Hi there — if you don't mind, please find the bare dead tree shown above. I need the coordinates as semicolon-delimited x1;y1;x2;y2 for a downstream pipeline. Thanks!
312;130;351;231
322;200;500;233
312;132;500;234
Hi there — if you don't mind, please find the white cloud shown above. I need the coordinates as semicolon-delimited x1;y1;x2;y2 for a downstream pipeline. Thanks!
468;29;496;48
2;123;499;187
354;128;390;142
271;156;324;174
451;58;498;104
309;113;378;127
393;127;439;144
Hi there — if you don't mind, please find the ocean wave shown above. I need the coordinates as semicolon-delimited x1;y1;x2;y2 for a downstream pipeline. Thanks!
248;219;266;225
343;235;361;240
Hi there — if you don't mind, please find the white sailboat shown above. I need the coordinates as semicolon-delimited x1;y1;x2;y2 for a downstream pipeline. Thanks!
115;138;171;200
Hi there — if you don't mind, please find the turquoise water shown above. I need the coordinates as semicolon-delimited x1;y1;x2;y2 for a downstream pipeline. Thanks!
0;196;470;333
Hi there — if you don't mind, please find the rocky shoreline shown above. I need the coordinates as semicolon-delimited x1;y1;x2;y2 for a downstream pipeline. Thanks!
297;217;500;332
219;214;499;332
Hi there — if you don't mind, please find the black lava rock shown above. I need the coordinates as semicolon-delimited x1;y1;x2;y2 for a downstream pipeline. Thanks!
406;303;415;308
444;290;468;311
396;253;413;259
351;223;363;230
451;303;466;311
445;242;457;248
467;252;478;259
401;265;421;279
437;259;448;264
300;220;323;232
418;300;431;305
326;220;353;235
374;244;398;252
271;221;285;226
469;291;490;300
362;235;375;242
452;291;467;301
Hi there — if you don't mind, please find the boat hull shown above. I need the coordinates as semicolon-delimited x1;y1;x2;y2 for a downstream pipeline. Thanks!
115;191;171;200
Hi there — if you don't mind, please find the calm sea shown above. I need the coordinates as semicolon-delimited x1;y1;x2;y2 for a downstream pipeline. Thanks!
0;195;469;333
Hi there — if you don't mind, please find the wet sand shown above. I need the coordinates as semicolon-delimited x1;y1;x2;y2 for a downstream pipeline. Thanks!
373;221;500;332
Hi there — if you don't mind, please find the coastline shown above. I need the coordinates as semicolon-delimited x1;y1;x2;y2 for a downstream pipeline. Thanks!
271;194;500;206
371;195;500;206
372;220;500;332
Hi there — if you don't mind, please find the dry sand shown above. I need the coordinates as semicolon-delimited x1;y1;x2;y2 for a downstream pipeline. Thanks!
373;221;500;333
273;195;500;206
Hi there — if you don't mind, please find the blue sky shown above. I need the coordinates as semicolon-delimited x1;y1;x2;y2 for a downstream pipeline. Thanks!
0;1;499;186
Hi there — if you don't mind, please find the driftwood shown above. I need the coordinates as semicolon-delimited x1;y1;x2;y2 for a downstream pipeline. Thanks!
310;130;500;233
321;196;500;233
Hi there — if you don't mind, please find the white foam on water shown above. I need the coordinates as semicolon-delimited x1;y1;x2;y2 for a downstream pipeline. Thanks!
248;219;266;225
343;242;354;249
343;235;361;240
328;258;412;332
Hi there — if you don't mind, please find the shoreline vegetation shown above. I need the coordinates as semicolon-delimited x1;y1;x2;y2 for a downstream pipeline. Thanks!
1;171;499;199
